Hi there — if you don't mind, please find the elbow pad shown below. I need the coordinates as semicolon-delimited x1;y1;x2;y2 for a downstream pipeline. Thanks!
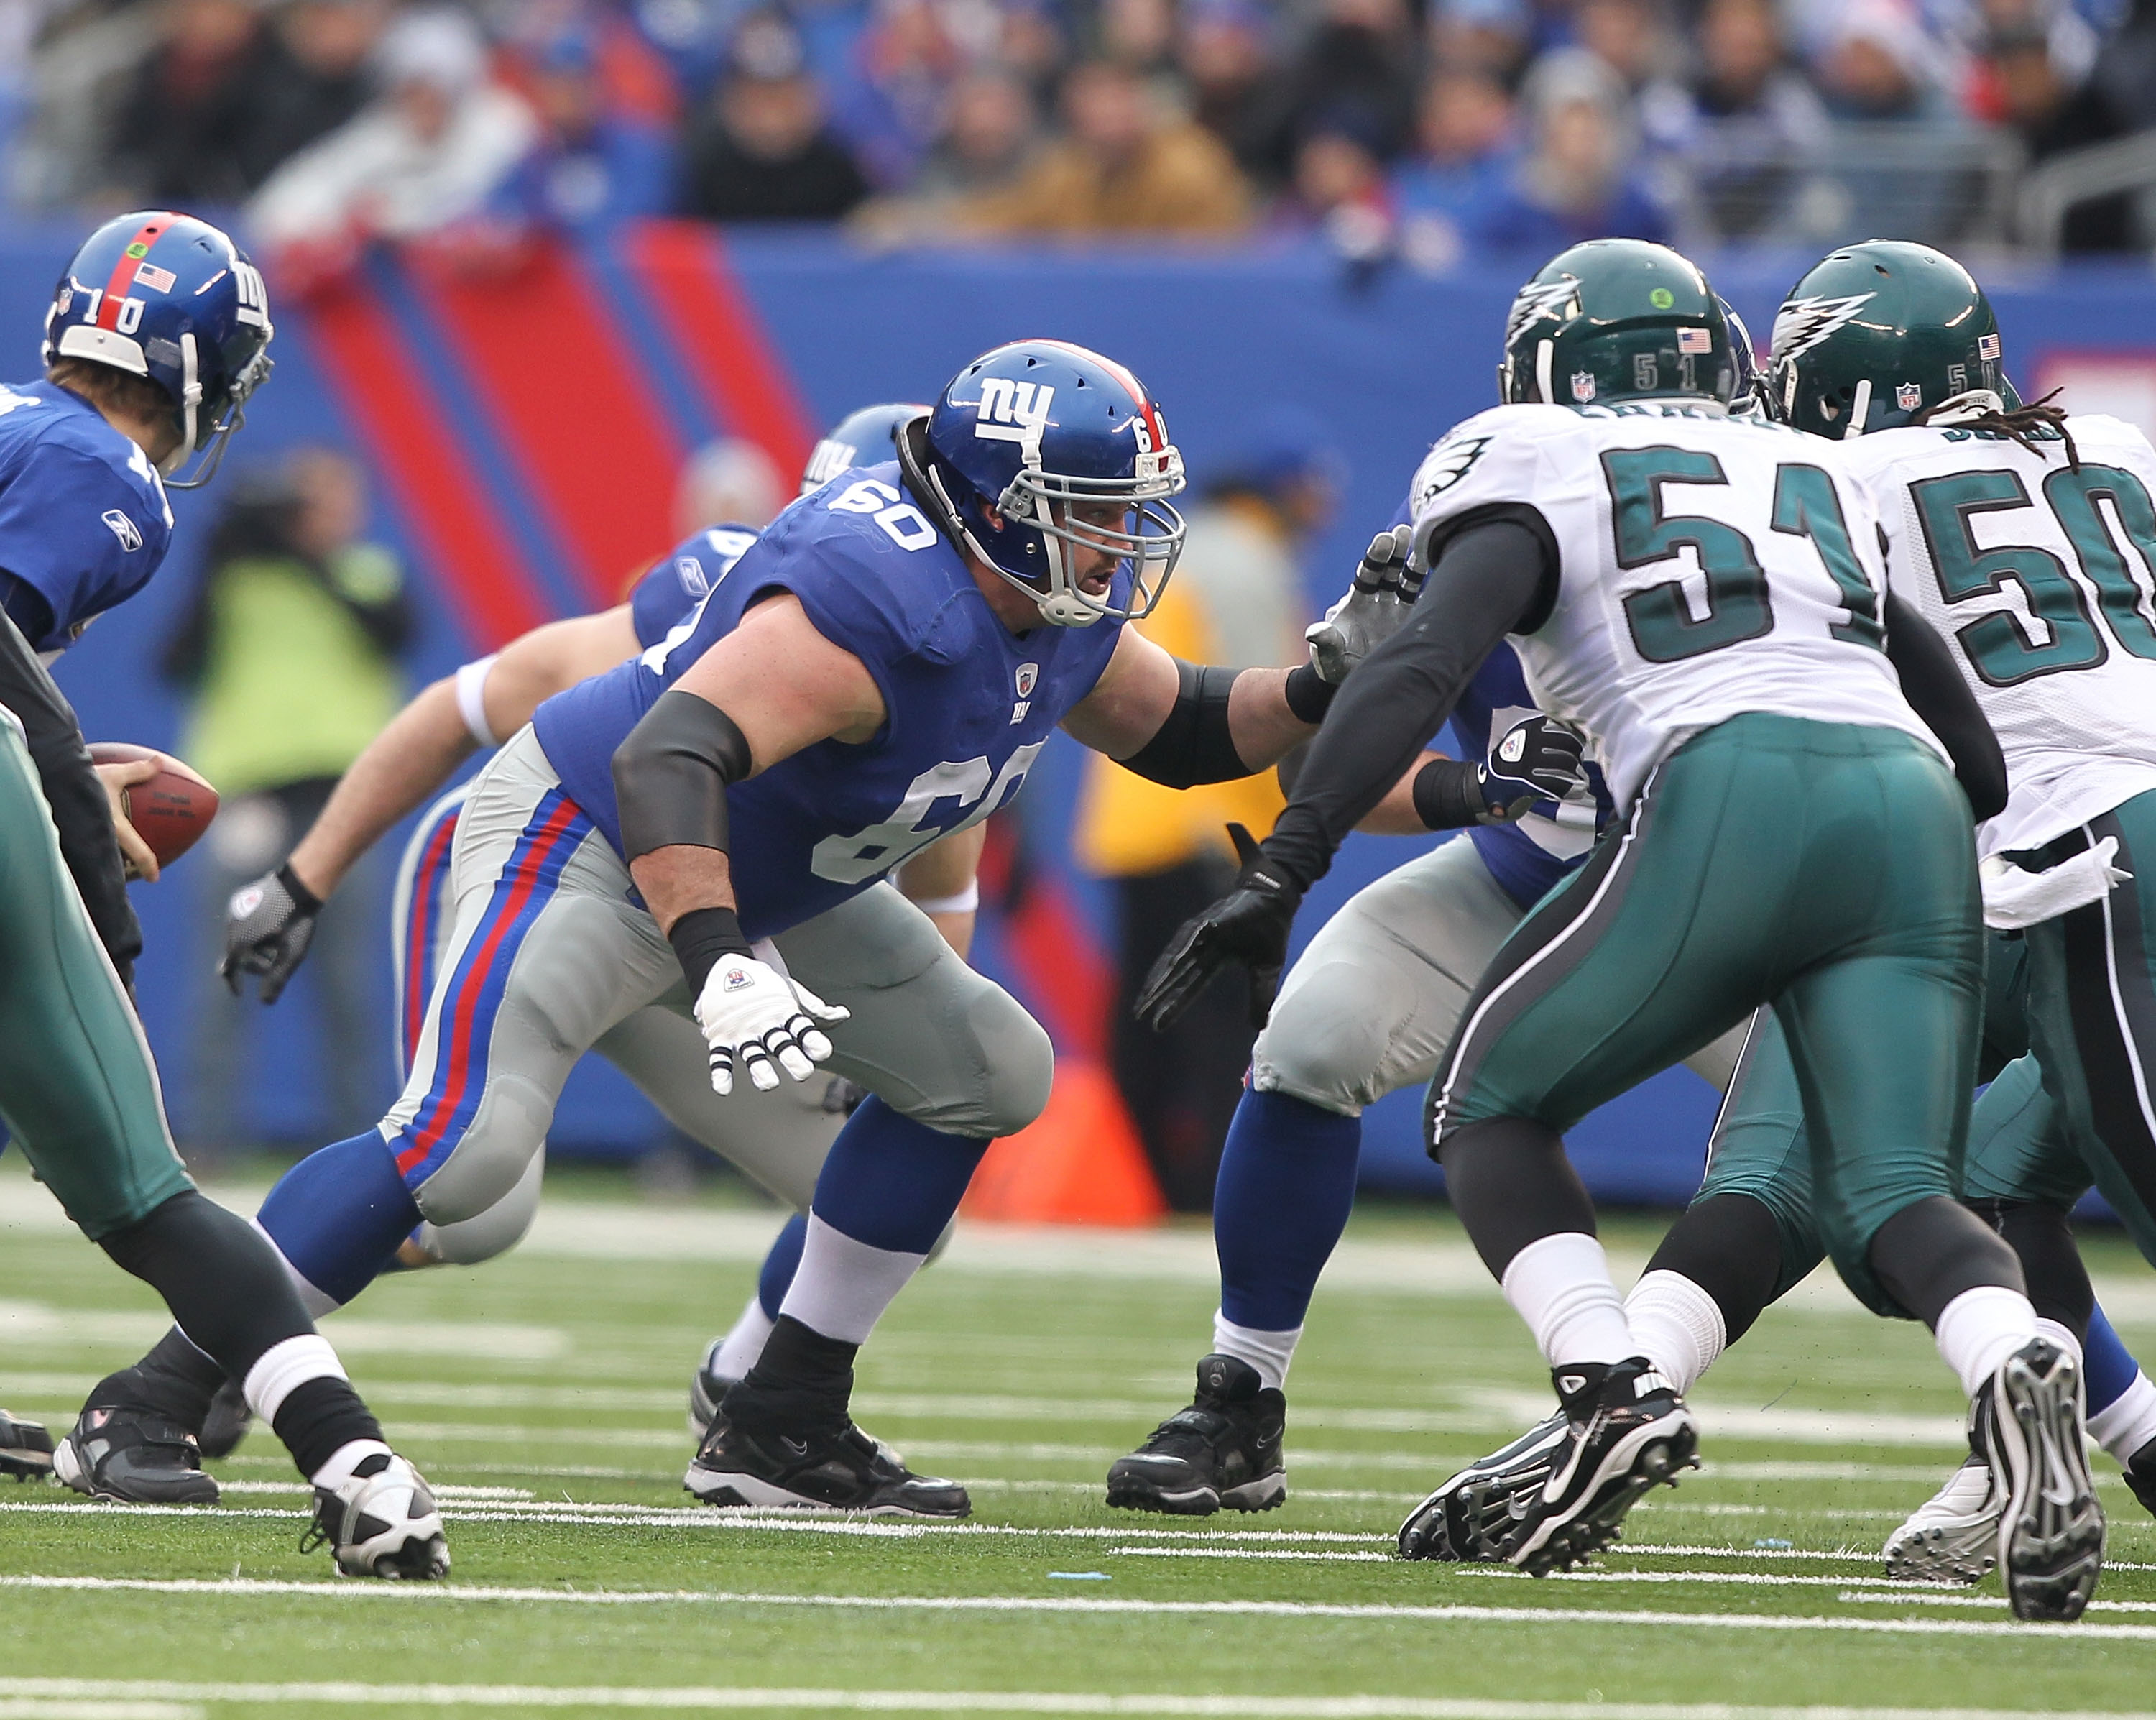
1120;661;1249;788
613;690;754;863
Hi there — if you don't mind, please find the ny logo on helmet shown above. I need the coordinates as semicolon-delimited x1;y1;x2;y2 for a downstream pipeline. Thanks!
975;379;1054;445
1770;292;1874;362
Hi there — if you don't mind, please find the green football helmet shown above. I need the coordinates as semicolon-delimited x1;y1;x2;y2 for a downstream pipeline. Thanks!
1768;240;2009;438
1498;239;1738;410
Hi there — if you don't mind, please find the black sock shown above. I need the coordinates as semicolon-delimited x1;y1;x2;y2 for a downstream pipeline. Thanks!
1968;1198;2093;1340
1869;1195;2026;1328
727;1315;856;1430
1644;1194;1788;1346
96;1191;317;1381
271;1377;385;1481
1437;1116;1597;1277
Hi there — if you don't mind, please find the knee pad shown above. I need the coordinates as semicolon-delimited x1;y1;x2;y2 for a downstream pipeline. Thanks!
1251;959;1409;1114
957;985;1054;1139
410;1071;553;1224
412;1149;545;1267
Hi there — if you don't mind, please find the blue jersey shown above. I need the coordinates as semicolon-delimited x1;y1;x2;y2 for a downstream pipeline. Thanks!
0;380;174;655
535;464;1125;941
1383;497;1608;909
628;525;758;648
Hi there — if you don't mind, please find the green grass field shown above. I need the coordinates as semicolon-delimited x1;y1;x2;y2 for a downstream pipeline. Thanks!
4;1154;2156;1719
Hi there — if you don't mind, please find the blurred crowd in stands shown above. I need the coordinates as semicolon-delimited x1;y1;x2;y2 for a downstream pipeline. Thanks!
4;0;2153;282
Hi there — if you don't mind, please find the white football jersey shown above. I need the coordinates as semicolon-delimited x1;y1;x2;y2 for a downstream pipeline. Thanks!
1836;415;2156;857
1408;401;1938;809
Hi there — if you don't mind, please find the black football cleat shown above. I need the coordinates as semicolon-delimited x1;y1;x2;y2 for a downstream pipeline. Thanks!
54;1405;220;1504
1978;1337;2103;1622
688;1339;733;1442
197;1378;253;1461
0;1409;54;1482
684;1409;969;1519
1105;1354;1286;1517
1399;1412;1569;1560
2120;1434;2156;1521
302;1450;450;1580
1503;1357;1697;1576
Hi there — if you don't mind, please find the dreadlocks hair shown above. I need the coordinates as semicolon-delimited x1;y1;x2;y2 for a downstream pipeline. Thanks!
1917;386;2081;472
46;357;180;440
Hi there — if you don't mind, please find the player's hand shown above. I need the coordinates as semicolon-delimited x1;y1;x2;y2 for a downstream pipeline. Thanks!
1305;525;1421;685
222;863;324;1003
94;757;162;883
1136;824;1301;1033
1475;716;1588;824
694;955;850;1095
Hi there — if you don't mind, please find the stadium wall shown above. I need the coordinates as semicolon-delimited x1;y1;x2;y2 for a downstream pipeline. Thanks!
6;223;2153;1205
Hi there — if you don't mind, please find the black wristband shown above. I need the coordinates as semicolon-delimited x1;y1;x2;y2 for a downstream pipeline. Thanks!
1411;758;1492;830
1284;663;1339;725
668;905;753;993
275;860;323;915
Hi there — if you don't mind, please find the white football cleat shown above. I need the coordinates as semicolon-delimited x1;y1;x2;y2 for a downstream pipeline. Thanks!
303;1451;450;1580
1882;1453;2000;1584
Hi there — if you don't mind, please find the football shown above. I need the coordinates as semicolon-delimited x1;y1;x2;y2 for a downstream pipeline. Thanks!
86;742;220;873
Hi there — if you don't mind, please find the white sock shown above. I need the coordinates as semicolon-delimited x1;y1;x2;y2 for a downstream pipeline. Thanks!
2091;1371;2156;1464
1625;1269;1727;1394
310;1437;395;1492
1501;1233;1636;1369
2036;1317;2085;1377
251;1216;341;1318
241;1333;347;1424
1934;1284;2040;1399
777;1213;927;1346
709;1294;777;1382
1212;1312;1302;1392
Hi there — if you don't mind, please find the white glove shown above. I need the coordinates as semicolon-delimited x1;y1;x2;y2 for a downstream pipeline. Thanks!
1305;525;1422;685
693;954;850;1095
1979;840;2132;931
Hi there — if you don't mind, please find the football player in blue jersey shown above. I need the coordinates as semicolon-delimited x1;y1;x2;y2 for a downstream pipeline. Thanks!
89;405;954;1484
78;341;1422;1517
0;211;448;1579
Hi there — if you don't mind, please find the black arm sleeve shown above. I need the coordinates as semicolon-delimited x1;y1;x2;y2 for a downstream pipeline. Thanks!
1261;519;1555;889
1119;660;1250;788
612;689;755;863
0;609;140;981
1883;592;2008;823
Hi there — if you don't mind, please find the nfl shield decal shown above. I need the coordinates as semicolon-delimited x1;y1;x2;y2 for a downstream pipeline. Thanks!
1571;372;1597;403
1896;382;1923;411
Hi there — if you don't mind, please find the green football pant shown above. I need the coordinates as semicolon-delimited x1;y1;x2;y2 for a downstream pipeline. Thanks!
0;714;193;1239
1977;788;2156;1266
1429;713;1984;1313
1698;932;2031;1313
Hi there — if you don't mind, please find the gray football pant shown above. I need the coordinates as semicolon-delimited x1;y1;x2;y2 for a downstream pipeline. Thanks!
1250;834;1743;1116
391;728;1051;1241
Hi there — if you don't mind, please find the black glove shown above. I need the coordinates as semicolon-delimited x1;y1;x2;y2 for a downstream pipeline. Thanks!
1475;715;1588;822
1135;824;1302;1033
221;862;324;1003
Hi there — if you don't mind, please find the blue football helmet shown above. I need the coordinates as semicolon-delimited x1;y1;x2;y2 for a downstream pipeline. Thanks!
1723;298;1767;419
800;401;928;496
918;339;1186;627
41;211;273;489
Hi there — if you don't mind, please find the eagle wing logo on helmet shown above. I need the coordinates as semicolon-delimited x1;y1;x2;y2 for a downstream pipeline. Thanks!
1414;436;1493;510
1769;293;1875;363
1505;277;1582;347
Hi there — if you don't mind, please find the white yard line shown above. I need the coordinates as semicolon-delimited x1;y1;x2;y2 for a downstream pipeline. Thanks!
1;1683;2150;1720
1;1575;2151;1642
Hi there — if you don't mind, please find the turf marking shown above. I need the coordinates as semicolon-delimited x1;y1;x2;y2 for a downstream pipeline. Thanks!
1;1685;2152;1720
8;1574;2156;1641
1836;1590;2156;1614
3;1684;2151;1719
0;1703;202;1720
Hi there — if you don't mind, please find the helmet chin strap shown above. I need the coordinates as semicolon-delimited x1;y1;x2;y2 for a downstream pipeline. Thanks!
1922;389;2007;426
162;408;244;489
1841;377;1872;439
